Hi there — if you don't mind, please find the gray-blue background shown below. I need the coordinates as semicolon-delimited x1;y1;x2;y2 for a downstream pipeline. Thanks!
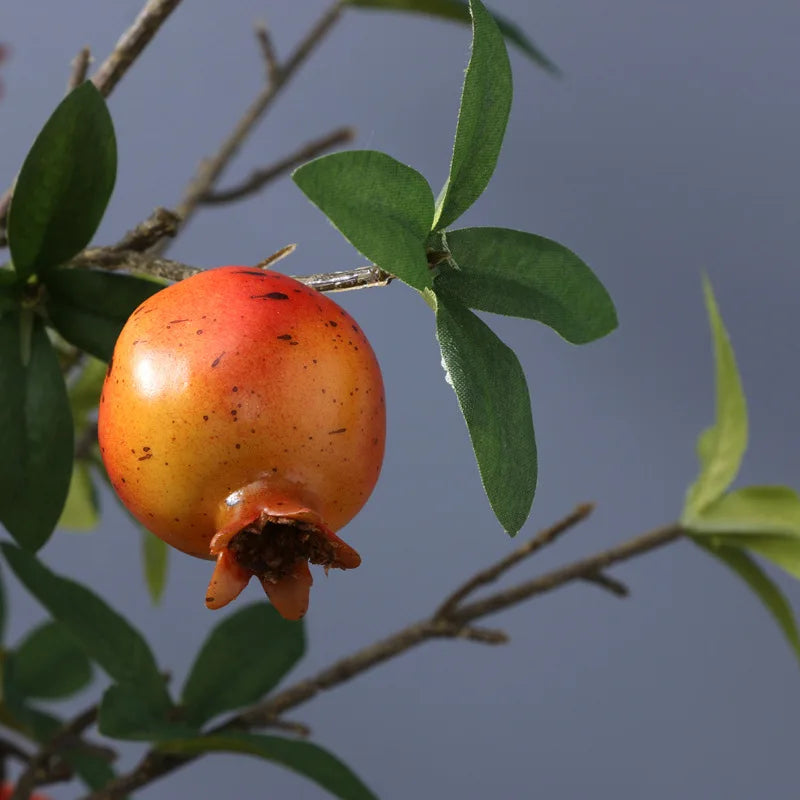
2;1;799;797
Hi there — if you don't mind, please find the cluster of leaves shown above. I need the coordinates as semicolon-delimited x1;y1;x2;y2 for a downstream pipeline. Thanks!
0;550;374;797
682;280;800;661
294;0;617;535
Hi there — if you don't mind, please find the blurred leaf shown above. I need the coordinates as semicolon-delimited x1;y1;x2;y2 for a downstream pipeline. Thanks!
13;620;92;699
69;356;107;430
58;461;99;531
182;603;305;726
433;227;617;343
293;150;434;291
63;749;120;793
45;268;162;361
0;269;21;313
160;733;377;800
1;543;170;708
715;534;800;581
683;278;747;519
99;683;196;741
696;539;800;664
435;293;536;533
0;563;6;643
142;530;169;604
433;0;512;230
1;656;63;740
688;486;800;537
345;0;558;72
7;83;116;279
0;311;74;550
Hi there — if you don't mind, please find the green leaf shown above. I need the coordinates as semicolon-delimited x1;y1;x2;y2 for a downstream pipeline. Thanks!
345;0;558;72
433;0;512;230
181;603;305;726
7;83;116;279
13;620;92;700
0;544;170;707
433;227;617;343
688;486;800;537
435;293;536;533
695;539;800;665
717;535;800;581
63;750;120;793
0;269;21;314
293;150;434;291
45;268;162;361
160;733;377;800
58;461;100;531
683;278;748;519
0;311;74;550
69;356;107;427
142;530;169;604
99;683;196;741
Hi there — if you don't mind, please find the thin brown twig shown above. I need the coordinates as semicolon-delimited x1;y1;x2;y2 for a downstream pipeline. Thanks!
82;514;684;800
254;21;280;84
156;1;345;249
67;47;92;92
0;736;32;765
112;207;181;252
12;705;99;800
199;126;355;205
91;0;184;97
437;502;595;617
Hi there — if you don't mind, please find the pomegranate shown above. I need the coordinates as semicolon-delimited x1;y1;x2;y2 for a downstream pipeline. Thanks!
98;267;386;620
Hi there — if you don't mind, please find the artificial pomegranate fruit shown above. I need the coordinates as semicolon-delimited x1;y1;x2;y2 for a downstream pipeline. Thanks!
0;785;49;800
98;266;385;620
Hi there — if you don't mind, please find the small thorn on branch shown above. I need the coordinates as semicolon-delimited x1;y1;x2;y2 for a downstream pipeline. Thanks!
456;626;510;645
254;21;280;84
582;571;629;597
68;46;92;91
199;126;355;205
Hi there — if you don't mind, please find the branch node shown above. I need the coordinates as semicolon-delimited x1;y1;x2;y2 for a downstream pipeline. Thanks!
254;20;281;85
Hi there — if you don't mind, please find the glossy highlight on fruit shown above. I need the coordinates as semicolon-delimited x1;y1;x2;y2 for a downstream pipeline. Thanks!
98;266;386;620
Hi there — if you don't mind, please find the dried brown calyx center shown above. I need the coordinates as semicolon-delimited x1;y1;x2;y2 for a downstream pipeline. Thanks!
227;518;337;581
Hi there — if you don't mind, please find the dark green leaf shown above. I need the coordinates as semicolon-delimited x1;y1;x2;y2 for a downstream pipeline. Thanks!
1;656;63;740
7;83;116;279
293;150;434;291
99;683;196;741
683;278;747;519
45;268;162;361
433;0;512;230
142;530;169;604
433;227;617;343
695;539;800;665
435;294;536;533
0;269;21;313
345;0;558;72
0;311;74;550
182;603;305;726
63;750;120;793
0;562;6;643
160;733;377;800
1;543;170;707
14;620;93;699
58;461;100;531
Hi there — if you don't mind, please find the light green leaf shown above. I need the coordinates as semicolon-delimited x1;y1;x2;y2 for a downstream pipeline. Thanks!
160;733;378;800
715;535;800;581
435;293;536;533
58;461;100;531
293;150;434;291
13;620;92;699
7;83;116;279
433;0;512;230
181;603;305;726
683;278;747;519
696;539;800;664
688;486;800;537
1;543;170;707
45;268;162;361
345;0;558;72
0;311;74;550
433;227;617;343
142;531;169;604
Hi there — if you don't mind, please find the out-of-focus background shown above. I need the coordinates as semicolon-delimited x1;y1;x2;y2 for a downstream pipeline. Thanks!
2;1;800;797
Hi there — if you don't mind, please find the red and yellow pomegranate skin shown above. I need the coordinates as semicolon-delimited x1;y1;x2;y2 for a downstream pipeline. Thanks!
98;266;385;619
